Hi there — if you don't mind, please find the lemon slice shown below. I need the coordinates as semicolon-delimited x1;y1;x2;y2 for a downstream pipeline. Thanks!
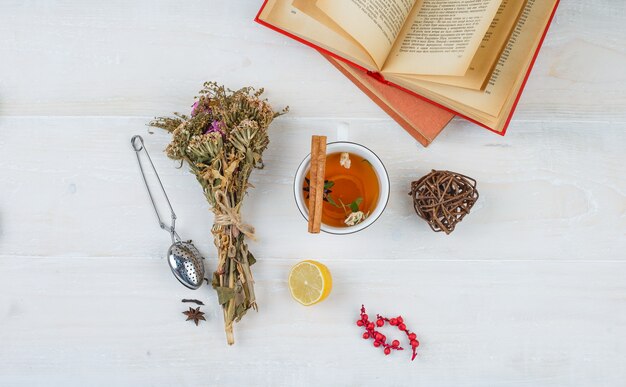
288;260;332;306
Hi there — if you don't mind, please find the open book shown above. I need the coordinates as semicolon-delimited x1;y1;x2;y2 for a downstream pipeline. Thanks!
256;0;560;134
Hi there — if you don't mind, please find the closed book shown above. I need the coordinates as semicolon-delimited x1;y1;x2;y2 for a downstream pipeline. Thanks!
323;53;453;147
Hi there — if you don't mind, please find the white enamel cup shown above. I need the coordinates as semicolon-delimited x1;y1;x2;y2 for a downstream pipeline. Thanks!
293;142;390;235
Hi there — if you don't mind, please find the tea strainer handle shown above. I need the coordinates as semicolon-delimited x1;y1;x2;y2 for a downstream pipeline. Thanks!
131;135;181;244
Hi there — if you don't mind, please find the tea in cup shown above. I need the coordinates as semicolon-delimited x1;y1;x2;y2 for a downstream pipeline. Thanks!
293;142;390;234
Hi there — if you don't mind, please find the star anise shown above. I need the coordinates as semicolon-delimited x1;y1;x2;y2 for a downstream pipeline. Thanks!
182;307;206;326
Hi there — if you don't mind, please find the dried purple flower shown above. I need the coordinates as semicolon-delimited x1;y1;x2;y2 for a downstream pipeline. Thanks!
191;101;200;117
191;99;211;117
206;120;225;135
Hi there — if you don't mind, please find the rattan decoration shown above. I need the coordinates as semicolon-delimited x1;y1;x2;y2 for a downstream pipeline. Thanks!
409;170;479;234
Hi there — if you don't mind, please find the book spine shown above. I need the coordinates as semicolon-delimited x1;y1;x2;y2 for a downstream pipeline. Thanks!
366;71;387;84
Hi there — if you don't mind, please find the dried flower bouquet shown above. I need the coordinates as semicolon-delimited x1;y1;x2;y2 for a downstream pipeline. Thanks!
150;82;287;344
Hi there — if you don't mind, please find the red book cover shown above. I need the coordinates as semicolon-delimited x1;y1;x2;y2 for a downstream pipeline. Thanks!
323;54;454;147
255;0;560;136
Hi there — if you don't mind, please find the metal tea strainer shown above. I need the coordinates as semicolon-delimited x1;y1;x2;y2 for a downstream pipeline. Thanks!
131;135;205;290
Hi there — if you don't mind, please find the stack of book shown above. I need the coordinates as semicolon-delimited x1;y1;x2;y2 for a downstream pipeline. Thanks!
256;0;560;146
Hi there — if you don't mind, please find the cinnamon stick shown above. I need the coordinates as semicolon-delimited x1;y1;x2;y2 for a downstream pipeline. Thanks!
307;135;327;233
307;137;319;233
312;137;327;233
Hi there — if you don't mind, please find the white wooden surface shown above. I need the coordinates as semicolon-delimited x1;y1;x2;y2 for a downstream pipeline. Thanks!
1;1;625;386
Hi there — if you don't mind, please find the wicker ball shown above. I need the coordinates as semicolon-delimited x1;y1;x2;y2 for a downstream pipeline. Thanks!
409;170;479;234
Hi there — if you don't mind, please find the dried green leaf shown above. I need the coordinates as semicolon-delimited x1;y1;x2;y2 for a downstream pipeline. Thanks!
234;303;248;322
247;252;257;266
216;286;235;305
211;272;220;288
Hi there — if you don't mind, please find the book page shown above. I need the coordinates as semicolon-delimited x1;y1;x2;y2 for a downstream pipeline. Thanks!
399;0;526;90
315;0;416;69
258;0;377;70
292;0;359;47
383;0;504;76
384;0;556;130
292;0;378;66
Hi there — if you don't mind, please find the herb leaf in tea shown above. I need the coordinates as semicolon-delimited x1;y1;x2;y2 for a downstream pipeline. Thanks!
349;197;363;213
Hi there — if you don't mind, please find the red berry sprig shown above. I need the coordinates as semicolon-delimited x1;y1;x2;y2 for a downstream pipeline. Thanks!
356;305;420;361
